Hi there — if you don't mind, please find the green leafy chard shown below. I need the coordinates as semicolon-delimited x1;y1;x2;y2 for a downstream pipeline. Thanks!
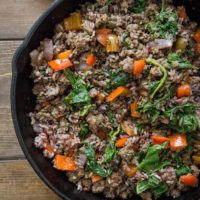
121;32;131;49
130;0;148;13
146;0;178;38
107;111;118;127
164;103;199;133
148;81;160;94
138;142;170;173
84;144;112;177
137;100;161;123
64;69;91;106
108;68;130;89
153;183;168;197
79;122;89;138
106;0;114;6
167;53;196;70
136;175;168;197
176;165;192;176
80;104;92;116
102;125;121;163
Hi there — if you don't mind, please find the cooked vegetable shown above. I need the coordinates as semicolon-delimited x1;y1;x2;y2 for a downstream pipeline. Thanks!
193;28;200;43
146;0;178;38
180;174;198;186
102;126;120;163
106;0;114;6
147;39;173;50
86;54;96;66
176;165;192;176
130;101;140;118
107;111;118;127
151;135;169;145
64;11;82;31
106;34;120;52
153;183;169;197
80;104;92;116
96;28;112;46
106;86;128;102
192;155;200;164
177;85;191;98
123;164;137;177
132;59;145;76
79;122;89;137
43;39;53;61
167;53;195;70
49;58;73;71
56;50;73;59
146;58;168;99
130;0;148;13
175;37;187;50
164;103;199;133
115;137;128;148
121;32;131;48
138;142;170;173
53;155;76;171
137;100;161;123
121;121;136;136
45;143;54;153
109;68;130;89
84;144;112;177
178;6;187;19
64;69;91;105
136;174;168;197
169;134;187;151
91;175;103;183
196;43;200;55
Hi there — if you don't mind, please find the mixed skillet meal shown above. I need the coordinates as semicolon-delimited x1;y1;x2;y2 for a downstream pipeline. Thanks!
29;0;200;199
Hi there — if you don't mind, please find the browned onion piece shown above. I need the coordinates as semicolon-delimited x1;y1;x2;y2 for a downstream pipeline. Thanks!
43;38;53;61
147;39;173;51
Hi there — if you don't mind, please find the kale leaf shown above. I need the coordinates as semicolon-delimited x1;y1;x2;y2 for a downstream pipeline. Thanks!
80;104;92;116
164;103;199;133
79;122;89;138
130;0;148;13
153;182;168;197
64;69;91;105
102;125;121;163
136;175;168;197
146;1;178;38
138;142;170;173
108;68;130;89
84;143;112;177
176;165;192;176
167;53;196;70
137;100;161;123
107;111;118;127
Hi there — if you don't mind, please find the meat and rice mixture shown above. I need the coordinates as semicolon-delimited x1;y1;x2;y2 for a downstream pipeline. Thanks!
29;0;200;199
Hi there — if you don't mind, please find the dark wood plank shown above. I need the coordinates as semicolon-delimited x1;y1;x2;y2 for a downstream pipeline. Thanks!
0;0;52;39
0;40;24;158
0;159;60;199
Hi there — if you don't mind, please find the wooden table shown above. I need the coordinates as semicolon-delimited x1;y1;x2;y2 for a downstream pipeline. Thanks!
0;1;61;199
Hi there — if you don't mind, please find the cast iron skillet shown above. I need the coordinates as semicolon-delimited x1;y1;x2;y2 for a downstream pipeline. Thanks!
11;0;200;199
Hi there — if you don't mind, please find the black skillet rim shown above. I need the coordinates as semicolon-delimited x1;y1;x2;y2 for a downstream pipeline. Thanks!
10;0;69;199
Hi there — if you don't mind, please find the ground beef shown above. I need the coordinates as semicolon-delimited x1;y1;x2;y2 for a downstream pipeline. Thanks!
29;0;200;199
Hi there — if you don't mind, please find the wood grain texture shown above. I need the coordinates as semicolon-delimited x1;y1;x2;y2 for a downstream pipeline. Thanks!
0;41;25;159
0;159;60;200
0;0;52;39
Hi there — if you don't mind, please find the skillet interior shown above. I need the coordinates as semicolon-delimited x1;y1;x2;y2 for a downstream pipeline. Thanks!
11;0;200;199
